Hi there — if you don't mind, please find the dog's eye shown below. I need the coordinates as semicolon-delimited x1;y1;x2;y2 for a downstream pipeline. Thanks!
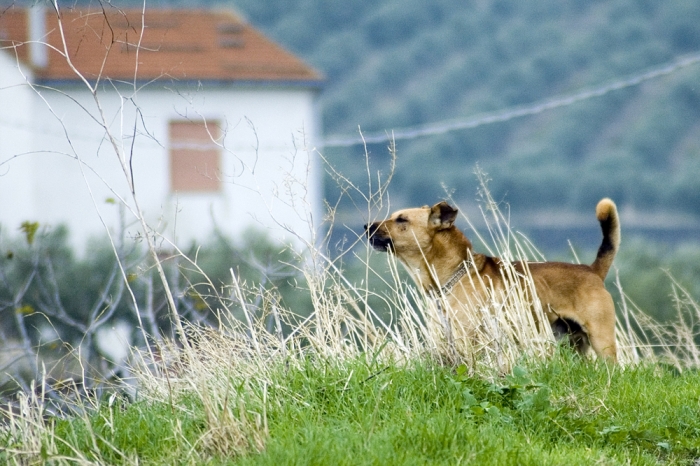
395;216;408;224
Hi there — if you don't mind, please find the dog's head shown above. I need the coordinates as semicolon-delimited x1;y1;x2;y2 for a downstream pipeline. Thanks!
364;201;460;258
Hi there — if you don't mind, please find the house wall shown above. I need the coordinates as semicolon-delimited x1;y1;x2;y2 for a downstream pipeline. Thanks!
0;63;322;251
0;51;37;235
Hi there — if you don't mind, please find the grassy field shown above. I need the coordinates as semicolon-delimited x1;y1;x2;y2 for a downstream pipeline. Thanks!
3;250;700;465
2;186;700;465
3;351;700;465
242;357;700;465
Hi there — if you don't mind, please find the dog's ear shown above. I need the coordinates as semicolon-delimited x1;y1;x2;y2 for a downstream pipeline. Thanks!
429;201;458;230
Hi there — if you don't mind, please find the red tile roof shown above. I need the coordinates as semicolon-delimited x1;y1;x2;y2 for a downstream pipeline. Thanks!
0;5;322;85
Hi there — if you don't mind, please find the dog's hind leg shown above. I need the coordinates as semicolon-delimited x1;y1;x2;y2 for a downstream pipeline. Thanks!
584;298;618;363
587;324;617;362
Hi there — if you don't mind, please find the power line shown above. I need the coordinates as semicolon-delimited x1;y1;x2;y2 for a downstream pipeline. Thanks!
321;51;700;148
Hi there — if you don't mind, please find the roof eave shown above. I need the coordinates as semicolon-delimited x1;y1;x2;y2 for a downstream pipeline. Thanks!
34;77;326;90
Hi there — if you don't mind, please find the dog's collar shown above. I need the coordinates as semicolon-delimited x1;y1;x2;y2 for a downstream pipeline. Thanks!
438;254;488;295
439;260;470;296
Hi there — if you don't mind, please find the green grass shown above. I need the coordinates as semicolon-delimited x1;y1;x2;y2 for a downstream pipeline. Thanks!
51;399;206;464
244;353;700;465
10;349;699;465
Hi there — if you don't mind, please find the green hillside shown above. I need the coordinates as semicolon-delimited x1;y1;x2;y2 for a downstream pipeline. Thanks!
228;0;700;226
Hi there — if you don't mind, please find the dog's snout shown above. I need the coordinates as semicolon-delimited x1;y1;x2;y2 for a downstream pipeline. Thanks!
365;221;393;251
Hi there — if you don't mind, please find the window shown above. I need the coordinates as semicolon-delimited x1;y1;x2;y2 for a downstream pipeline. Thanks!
169;120;221;192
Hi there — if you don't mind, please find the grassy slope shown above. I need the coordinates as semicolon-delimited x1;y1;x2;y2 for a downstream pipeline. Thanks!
38;352;700;465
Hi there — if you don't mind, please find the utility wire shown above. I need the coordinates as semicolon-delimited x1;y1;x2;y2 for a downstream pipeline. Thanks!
322;51;700;148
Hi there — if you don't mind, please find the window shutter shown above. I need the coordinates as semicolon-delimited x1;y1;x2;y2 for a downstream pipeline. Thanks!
169;121;221;192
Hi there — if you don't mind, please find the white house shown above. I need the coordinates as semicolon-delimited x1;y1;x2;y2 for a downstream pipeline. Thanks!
0;5;324;251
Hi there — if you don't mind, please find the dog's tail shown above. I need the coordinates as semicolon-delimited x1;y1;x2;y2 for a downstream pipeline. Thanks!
591;198;620;281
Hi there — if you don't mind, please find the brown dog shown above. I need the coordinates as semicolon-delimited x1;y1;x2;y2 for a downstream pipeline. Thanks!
365;199;620;362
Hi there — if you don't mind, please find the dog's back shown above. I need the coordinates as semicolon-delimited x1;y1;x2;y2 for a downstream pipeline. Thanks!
515;198;620;361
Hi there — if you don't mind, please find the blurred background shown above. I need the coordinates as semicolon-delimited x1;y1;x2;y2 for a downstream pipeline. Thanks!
227;0;700;236
1;0;699;400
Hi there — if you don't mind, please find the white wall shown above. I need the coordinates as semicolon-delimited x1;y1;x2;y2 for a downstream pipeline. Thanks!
0;56;322;251
0;51;38;235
